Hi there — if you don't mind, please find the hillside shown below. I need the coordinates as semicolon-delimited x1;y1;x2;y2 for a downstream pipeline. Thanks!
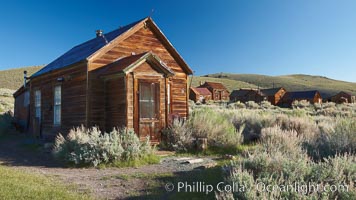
206;73;356;97
0;66;43;90
189;76;257;92
0;66;355;99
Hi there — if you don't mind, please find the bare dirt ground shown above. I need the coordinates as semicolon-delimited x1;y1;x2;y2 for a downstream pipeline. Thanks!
0;132;218;200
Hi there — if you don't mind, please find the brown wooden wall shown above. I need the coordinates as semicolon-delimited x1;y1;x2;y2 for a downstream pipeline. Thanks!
105;77;126;131
273;89;286;105
87;69;105;129
189;90;211;103
189;89;198;102
14;91;29;126
211;89;230;101
88;25;188;119
29;63;87;138
330;92;353;104
313;93;323;103
129;62;167;134
268;89;286;105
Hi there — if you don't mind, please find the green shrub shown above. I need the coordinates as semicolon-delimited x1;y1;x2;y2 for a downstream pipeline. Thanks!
305;118;356;160
260;126;305;156
0;111;14;135
161;118;193;152
231;110;276;143
260;101;275;109
227;101;246;109
222;125;356;199
189;108;242;148
275;114;319;139
245;101;259;109
53;126;155;167
292;100;311;109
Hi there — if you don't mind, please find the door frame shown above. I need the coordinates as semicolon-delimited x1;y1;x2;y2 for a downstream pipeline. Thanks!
133;76;164;141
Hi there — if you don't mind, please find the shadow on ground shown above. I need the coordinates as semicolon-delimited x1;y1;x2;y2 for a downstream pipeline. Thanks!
0;131;62;168
121;166;224;200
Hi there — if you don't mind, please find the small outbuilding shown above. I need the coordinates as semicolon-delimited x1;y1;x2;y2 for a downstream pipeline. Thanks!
230;89;265;103
281;90;322;106
189;87;212;103
329;91;355;104
260;87;286;105
198;82;229;101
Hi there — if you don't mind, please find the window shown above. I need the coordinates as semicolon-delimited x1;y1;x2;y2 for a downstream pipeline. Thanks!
24;91;30;106
34;90;41;121
54;85;61;125
139;82;159;119
167;83;170;114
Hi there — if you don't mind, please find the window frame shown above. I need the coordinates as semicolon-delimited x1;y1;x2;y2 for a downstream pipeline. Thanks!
138;80;160;120
34;90;41;121
53;85;62;126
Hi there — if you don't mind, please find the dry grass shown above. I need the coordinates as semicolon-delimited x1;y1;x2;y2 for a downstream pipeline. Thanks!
0;66;42;90
0;166;92;200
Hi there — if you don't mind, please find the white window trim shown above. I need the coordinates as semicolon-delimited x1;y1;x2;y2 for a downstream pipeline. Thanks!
34;90;41;121
53;85;61;126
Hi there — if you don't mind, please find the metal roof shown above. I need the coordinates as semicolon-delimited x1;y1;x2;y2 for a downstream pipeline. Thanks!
31;19;144;78
230;89;263;98
260;87;284;96
283;90;320;99
199;82;228;90
191;87;211;96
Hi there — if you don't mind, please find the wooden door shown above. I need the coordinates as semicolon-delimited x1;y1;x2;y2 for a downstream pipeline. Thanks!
137;80;161;142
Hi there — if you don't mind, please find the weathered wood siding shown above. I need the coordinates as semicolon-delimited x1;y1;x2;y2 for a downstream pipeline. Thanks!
330;92;354;104
105;77;126;131
88;25;188;118
313;93;323;104
14;91;29;127
211;89;230;101
29;63;87;138
273;89;286;105
266;89;286;105
87;67;105;129
129;62;166;137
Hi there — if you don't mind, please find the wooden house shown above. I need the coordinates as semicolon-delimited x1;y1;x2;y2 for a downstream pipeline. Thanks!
13;17;193;143
198;82;229;101
189;87;212;103
329;91;355;104
281;90;322;106
260;87;286;105
230;89;265;103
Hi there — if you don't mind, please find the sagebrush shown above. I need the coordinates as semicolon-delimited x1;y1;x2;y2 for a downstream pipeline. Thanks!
53;126;156;167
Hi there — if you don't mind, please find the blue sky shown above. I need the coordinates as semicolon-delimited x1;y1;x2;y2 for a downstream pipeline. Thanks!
0;0;355;82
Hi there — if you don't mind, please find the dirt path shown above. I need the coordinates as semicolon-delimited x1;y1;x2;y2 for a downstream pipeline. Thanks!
0;133;217;199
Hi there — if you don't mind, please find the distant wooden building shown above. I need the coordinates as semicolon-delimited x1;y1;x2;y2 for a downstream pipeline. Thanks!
281;90;322;106
198;82;229;101
260;87;286;105
13;17;193;143
189;87;212;103
230;89;265;103
329;91;355;104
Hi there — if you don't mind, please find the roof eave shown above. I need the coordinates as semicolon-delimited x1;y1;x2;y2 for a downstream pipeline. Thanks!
31;59;88;78
123;52;175;77
146;18;193;75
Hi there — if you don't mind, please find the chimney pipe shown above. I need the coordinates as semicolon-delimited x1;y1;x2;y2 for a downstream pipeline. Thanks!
96;30;103;37
23;70;28;88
